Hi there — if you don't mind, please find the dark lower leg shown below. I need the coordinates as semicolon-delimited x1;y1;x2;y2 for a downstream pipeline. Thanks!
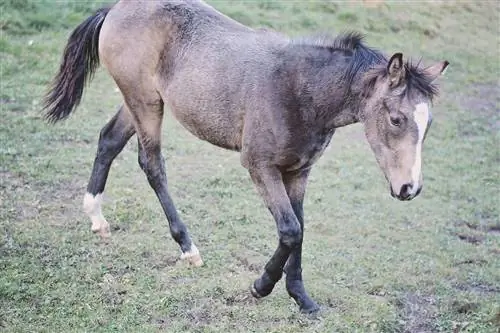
251;241;290;298
284;231;318;313
248;167;302;298
87;107;134;194
283;171;319;313
83;106;134;236
138;141;201;266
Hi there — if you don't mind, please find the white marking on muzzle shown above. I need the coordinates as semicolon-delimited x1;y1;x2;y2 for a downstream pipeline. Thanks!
411;103;430;194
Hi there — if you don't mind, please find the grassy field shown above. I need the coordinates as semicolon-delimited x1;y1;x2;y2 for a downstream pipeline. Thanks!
1;0;499;332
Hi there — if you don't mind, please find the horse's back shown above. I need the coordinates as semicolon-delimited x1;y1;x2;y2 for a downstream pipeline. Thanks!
99;0;289;151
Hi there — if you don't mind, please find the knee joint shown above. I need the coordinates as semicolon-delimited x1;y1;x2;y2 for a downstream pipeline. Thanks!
97;137;123;162
138;151;165;180
279;223;302;248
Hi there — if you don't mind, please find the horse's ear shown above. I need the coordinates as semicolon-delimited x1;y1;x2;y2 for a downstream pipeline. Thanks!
425;61;449;82
387;53;405;87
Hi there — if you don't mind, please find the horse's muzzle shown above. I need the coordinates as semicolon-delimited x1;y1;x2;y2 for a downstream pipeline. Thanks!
390;183;422;201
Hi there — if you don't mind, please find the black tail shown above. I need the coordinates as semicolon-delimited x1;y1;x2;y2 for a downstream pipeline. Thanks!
43;7;110;123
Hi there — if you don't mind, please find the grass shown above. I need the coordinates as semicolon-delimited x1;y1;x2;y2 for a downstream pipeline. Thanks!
1;0;499;332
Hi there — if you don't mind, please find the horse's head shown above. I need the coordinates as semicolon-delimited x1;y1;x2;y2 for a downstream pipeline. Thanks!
361;53;448;201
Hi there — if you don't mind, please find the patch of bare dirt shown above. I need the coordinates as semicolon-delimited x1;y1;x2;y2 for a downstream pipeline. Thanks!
453;219;500;245
455;232;485;245
0;171;39;221
223;289;258;306
325;297;348;312
147;254;180;269
394;292;438;333
451;300;480;314
184;306;213;326
151;298;215;329
454;281;500;294
1;170;84;223
231;250;263;273
453;258;488;266
486;224;500;234
99;273;128;310
102;263;136;278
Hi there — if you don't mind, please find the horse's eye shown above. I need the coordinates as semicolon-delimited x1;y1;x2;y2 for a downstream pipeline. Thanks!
390;115;403;127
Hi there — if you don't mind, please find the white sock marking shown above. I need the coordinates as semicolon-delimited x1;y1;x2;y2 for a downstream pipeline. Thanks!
83;192;109;235
180;243;203;267
411;103;430;193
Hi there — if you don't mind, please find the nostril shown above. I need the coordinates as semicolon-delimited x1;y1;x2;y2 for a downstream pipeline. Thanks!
415;186;422;196
399;183;413;199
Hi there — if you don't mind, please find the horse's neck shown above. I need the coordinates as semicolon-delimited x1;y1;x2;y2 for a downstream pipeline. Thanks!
283;45;369;129
310;79;364;130
325;105;361;128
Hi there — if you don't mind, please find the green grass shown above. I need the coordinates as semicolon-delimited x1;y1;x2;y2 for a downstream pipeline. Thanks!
1;0;499;332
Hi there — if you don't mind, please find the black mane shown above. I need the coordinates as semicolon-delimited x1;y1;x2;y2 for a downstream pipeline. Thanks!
336;32;439;99
295;31;440;100
403;59;440;99
332;32;386;90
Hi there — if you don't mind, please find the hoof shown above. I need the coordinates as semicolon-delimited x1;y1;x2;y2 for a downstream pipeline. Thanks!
85;193;110;239
291;294;320;314
181;253;203;267
250;278;274;299
250;283;264;299
299;301;320;314
180;244;203;267
91;223;110;239
98;230;111;239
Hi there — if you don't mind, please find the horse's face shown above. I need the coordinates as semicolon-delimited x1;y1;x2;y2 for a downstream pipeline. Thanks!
362;53;448;201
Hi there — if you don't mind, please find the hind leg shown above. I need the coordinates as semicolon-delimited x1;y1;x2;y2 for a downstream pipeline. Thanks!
83;105;135;238
128;96;202;266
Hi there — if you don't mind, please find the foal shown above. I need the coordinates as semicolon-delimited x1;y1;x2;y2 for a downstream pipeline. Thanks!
43;0;448;313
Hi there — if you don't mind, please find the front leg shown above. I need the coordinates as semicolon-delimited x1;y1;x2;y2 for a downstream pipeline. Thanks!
248;166;303;299
283;169;320;313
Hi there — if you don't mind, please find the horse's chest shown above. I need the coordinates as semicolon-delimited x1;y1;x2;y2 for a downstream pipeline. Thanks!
284;130;335;172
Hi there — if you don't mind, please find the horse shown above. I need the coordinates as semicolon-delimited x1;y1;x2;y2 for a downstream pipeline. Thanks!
43;0;448;314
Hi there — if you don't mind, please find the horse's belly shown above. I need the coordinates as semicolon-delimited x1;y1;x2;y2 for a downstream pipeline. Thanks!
161;45;264;152
168;103;243;152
